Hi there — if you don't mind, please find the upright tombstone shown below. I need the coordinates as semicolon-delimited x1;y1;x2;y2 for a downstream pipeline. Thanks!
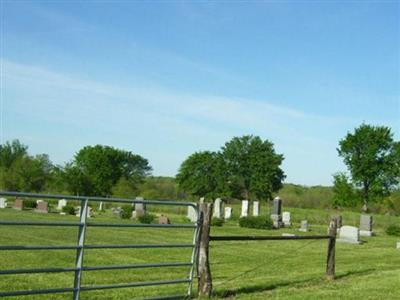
35;201;49;213
99;201;104;211
199;197;205;204
282;211;291;227
253;201;260;216
134;197;146;217
299;220;309;232
271;197;283;228
213;198;223;218
240;200;249;218
224;207;233;219
112;207;122;217
13;199;23;210
359;215;373;237
158;215;170;225
36;200;44;205
337;226;361;244
396;242;400;250
0;198;7;209
187;205;198;222
57;199;67;210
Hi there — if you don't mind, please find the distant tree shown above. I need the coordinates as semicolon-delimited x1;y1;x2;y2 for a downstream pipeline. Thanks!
0;139;28;169
176;151;227;200
221;135;285;201
111;177;139;198
64;145;152;196
332;173;359;208
338;124;400;212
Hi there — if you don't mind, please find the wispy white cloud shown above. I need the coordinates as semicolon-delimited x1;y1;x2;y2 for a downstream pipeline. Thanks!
2;59;397;185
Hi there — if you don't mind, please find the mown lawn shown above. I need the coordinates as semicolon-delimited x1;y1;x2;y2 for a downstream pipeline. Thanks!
0;202;399;299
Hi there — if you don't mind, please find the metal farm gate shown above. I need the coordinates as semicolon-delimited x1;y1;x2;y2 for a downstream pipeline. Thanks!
0;191;201;300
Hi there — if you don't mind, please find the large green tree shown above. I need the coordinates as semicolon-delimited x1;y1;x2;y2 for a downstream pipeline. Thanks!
176;151;227;200
337;124;400;212
64;145;152;196
222;135;285;201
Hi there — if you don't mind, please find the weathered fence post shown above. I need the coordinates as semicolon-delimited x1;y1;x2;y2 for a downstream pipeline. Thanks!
326;216;338;280
198;203;213;298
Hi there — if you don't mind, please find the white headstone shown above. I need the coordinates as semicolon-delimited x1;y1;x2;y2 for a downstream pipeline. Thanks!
397;242;400;249
224;207;232;219
282;212;291;227
99;201;104;211
0;198;7;209
241;200;249;217
36;200;44;204
199;197;205;204
253;201;260;216
57;199;67;210
337;226;361;244
299;220;309;232
360;215;373;237
187;205;198;222
213;198;223;218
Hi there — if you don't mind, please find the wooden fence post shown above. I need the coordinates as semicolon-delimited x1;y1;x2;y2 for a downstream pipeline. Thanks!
198;203;213;298
326;216;338;280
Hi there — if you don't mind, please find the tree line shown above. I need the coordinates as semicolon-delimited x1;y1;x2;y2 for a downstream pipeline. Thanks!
0;123;399;213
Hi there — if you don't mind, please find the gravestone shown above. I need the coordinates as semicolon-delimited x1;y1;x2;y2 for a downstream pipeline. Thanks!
241;200;249;217
271;197;283;228
213;198;223;218
0;198;7;208
224;207;232;219
337;225;361;244
57;199;67;210
36;200;44;205
199;197;205;204
158;215;170;225
35;201;49;213
253;201;260;216
134;197;146;217
99;202;104;211
299;220;309;232
187;206;198;222
76;206;93;218
282;211;291;227
397;242;400;249
13;199;23;210
112;207;122;217
359;215;373;237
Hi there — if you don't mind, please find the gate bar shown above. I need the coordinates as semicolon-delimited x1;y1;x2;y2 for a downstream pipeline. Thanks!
210;235;331;241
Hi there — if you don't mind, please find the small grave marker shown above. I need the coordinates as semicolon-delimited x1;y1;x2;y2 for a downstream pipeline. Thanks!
337;226;361;244
35;201;49;213
158;215;170;225
253;201;260;216
241;200;249;217
299;220;309;232
213;198;223;218
359;215;373;237
282;211;291;227
13;199;23;210
224;207;232;219
57;199;67;210
0;198;7;209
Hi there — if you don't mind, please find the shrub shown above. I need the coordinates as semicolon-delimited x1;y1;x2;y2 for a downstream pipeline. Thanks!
211;217;224;227
62;205;76;215
239;216;273;230
138;213;155;224
386;225;400;236
23;199;37;209
121;205;134;219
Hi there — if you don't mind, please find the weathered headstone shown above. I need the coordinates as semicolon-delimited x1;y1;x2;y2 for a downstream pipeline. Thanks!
213;198;223;218
159;215;170;225
112;207;122;217
224;207;232;219
240;200;249;217
282;211;291;227
337;225;361;244
271;197;283;228
35;201;49;213
187;205;198;222
13;199;23;210
0;198;7;208
57;199;67;210
253;201;260;216
397;242;400;249
36;199;44;204
359;215;373;237
99;201;104;211
299;220;309;232
135;201;146;217
199;197;205;204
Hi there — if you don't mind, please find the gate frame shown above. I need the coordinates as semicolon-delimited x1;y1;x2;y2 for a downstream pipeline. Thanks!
0;191;201;300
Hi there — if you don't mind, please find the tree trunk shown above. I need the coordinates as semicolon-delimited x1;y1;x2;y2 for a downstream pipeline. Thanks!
198;203;213;298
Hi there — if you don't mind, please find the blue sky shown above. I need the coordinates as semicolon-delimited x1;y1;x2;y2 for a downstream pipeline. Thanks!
1;1;399;186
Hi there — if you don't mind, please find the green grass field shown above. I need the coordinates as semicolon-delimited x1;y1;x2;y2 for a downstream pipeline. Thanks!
0;202;399;299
